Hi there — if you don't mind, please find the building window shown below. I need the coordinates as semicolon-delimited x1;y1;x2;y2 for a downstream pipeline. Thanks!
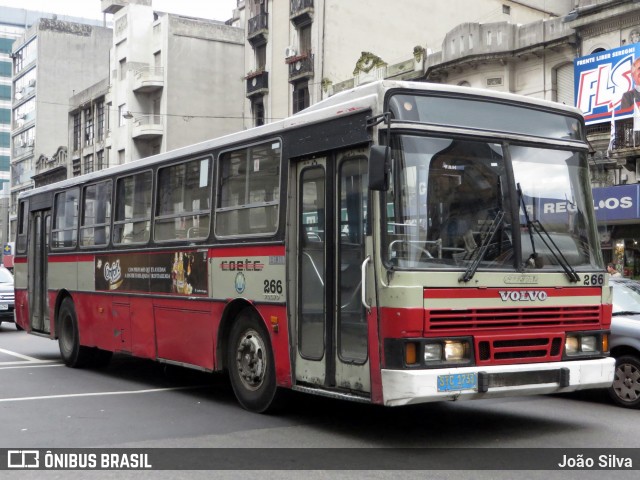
0;38;14;54
502;4;511;14
14;38;37;75
120;58;127;80
84;154;94;174
292;81;309;114
73;112;81;151
118;149;125;164
97;150;106;170
255;44;266;70
0;61;12;77
96;101;105;141
0;132;9;148
84;107;94;146
299;24;311;56
252;96;265;127
118;104;127;127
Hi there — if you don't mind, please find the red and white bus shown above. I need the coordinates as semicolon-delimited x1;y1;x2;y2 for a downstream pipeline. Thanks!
14;80;614;412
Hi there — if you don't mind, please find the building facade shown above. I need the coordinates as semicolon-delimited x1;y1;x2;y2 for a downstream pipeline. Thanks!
9;14;112;251
237;0;574;128
61;0;245;177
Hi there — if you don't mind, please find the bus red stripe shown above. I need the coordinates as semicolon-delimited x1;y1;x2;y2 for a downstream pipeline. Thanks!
48;254;95;263
209;246;285;257
423;287;601;299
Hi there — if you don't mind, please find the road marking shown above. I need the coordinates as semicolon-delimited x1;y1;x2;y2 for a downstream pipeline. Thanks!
0;346;49;362
0;385;208;403
0;363;64;370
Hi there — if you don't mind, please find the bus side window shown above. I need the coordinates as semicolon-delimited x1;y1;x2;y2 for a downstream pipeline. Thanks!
52;188;79;249
216;140;281;237
81;180;112;247
113;171;152;245
16;200;29;253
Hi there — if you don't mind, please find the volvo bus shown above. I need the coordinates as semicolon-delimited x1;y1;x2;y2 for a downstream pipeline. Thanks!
14;80;615;412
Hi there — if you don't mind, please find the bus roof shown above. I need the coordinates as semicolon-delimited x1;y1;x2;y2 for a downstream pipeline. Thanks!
19;80;584;199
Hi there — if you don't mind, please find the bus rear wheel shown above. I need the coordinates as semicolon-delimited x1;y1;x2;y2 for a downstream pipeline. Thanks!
227;308;278;413
58;298;93;368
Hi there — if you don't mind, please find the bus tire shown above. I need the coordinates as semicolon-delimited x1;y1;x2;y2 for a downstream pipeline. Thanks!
608;354;640;409
227;308;279;413
58;298;92;368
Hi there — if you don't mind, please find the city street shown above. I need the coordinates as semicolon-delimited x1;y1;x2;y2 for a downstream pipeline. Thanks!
0;322;638;480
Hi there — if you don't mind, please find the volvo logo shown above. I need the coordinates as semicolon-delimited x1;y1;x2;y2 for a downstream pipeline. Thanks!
498;290;548;301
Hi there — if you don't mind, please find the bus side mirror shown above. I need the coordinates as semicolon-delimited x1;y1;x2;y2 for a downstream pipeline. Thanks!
369;145;390;191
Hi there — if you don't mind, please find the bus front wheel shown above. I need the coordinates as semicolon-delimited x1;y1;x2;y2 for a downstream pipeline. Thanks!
58;298;93;368
227;308;278;413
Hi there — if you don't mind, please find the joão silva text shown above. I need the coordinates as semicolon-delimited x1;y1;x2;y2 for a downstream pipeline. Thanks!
558;454;632;469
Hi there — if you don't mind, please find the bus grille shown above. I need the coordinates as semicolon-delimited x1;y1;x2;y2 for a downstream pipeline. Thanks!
476;336;564;365
426;305;601;331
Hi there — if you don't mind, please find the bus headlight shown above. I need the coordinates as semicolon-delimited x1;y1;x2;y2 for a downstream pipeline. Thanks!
423;339;472;364
565;336;580;355
580;336;597;353
444;340;468;361
424;343;443;362
564;332;606;357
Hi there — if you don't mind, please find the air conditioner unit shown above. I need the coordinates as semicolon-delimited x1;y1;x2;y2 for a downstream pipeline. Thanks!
285;46;297;58
28;79;36;87
27;139;34;146
17;113;25;120
17;139;25;147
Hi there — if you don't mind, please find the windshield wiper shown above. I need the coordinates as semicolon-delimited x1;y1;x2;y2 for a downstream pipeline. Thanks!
517;183;580;283
459;210;505;283
613;311;640;316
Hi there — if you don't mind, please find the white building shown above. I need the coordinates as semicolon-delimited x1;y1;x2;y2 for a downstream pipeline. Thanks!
103;0;245;165
237;0;574;128
10;16;112;239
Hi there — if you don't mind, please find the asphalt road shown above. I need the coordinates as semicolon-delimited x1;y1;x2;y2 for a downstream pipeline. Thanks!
0;322;638;479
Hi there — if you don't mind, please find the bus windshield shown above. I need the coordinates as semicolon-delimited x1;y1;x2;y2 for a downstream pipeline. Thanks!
383;134;601;272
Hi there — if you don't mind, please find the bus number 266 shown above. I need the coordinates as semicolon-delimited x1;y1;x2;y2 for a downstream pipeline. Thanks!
264;279;283;294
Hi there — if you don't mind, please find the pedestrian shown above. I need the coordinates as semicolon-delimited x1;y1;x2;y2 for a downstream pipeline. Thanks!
607;263;622;277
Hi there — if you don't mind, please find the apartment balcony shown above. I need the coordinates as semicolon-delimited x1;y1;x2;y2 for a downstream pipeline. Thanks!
603;119;640;164
287;53;314;82
101;0;129;14
133;67;164;93
245;70;269;97
132;114;163;140
248;13;268;47
290;0;314;27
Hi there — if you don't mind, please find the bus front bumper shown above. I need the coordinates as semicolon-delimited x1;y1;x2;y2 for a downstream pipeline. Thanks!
381;357;615;407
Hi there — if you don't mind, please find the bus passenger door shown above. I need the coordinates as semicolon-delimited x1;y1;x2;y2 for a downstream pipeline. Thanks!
28;210;51;334
294;150;371;396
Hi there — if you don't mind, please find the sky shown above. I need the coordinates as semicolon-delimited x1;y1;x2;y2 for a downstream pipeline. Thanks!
0;0;237;22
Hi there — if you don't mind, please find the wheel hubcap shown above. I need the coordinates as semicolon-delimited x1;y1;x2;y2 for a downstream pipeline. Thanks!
612;363;640;402
235;329;266;391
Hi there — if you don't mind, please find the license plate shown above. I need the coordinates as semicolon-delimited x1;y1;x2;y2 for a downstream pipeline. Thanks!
437;372;478;392
0;304;8;310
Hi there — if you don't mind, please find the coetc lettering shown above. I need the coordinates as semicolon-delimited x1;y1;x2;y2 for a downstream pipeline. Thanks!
498;290;548;302
220;259;264;271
